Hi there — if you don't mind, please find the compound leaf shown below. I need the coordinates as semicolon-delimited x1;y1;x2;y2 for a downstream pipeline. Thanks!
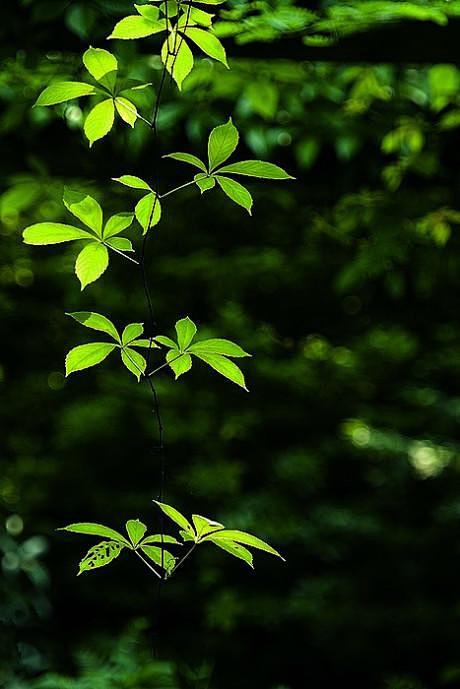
121;347;147;381
83;47;118;90
109;15;165;40
103;212;134;239
153;501;195;538
141;545;176;575
122;323;144;345
217;160;294;179
166;349;192;379
209;538;254;567
189;338;251;358
175;316;197;350
184;27;228;68
207;529;284;559
113;175;152;191
192;514;224;539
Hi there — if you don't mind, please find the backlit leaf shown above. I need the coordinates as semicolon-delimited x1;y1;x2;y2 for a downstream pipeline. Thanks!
207;529;284;559
75;242;109;290
84;98;115;147
135;192;162;233
193;352;248;390
167;349;192;379
208;118;239;170
109;15;165;40
122;323;144;345
65;342;116;375
83;47;118;90
209;538;254;567
153;501;195;537
59;522;130;546
78;540;124;575
184;27;228;68
121;347;147;381
66;312;120;341
23;223;93;245
141;545;176;574
189;338;251;357
113;175;152;191
161;34;194;90
115;97;137;127
125;519;147;546
35;81;96;107
163;152;207;172
175;316;197;350
217;160;294;179
103;212;134;239
63;188;103;235
216;175;253;214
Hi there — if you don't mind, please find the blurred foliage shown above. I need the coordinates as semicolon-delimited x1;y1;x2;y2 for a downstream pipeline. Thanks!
4;1;460;689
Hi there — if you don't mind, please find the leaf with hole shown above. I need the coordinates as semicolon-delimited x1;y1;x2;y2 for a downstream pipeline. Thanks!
78;540;124;575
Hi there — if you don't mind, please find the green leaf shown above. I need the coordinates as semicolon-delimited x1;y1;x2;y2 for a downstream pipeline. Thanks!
141;545;176;574
189;338;251;357
83;47;118;90
121;347;147;381
103;212;134;239
113;175;152;191
207;529;284;559
59;522;131;547
75;242;109;290
135;4;160;21
23;223;93;245
163;152;207;172
216;175;253;214
154;335;177;349
66;312;120;341
66;342;116;376
63;188;103;235
192;514;224;539
209;538;254;568
130;338;158;349
217;160;294;179
184;27;228;68
175;316;197;350
189;7;214;27
115;97;137;127
194;174;215;193
122;323;144;345
125;519;147;546
193;352;248;390
167;349;192;379
153;501;195;537
109;15;165;40
208;118;239;171
140;534;181;545
84;98;115;147
135;192;162;233
78;540;124;575
179;529;195;543
35;81;96;107
105;237;134;252
161;34;194;91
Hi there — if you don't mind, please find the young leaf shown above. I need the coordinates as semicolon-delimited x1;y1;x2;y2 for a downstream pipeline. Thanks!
75;242;109;290
113;175;152;191
35;82;96;107
84;98;115;147
135;192;162;233
66;312;120;341
194;174;215;193
121;347;147;381
125;519;147;546
163;152;207;172
63;189;103;235
103;213;134;239
175;316;197;350
109;15;165;40
115;97;137;127
59;522;131;547
140;534;182;546
209;538;254;568
78;540;124;575
188;338;251;358
192;514;224;539
161;34;194;91
154;335;177;349
130;338;158;349
122;323;144;345
153;501;195;538
207;529;284;559
65;342;116;376
166;349;192;379
141;545;176;575
106;237;134;252
23;223;93;245
193;352;248;390
83;47;118;90
217;160;294;179
208;118;239;171
216;175;253;214
184;27;228;68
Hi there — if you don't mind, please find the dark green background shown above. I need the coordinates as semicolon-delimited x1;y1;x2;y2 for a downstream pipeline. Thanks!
3;2;460;688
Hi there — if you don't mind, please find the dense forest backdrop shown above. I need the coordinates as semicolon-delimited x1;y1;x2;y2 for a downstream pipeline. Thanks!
3;1;460;688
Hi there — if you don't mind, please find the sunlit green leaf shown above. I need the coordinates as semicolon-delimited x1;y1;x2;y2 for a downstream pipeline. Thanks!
125;519;147;546
175;316;197;350
109;15;165;40
207;529;284;559
216;175;253;214
163;152;207;172
103;212;134;239
194;173;215;193
167;349;192;379
66;312;120;341
115;97;138;127
184;27;228;68
105;237;134;252
192;514;224;539
208;118;239;170
140;534;182;545
161;33;194;90
84;98;115;147
121;347;147;381
63;188;103;235
217;160;294;179
75;242;109;290
141;545;176;574
83;47;118;91
135;192;162;233
23;223;93;245
209;538;254;567
113;175;152;191
153;501;195;537
189;338;251;357
65;342;116;376
78;540;124;575
59;522;131;546
35;81;96;107
193;352;248;390
122;323;144;345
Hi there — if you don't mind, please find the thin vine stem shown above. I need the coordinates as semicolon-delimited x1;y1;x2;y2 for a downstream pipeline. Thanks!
148;351;187;378
159;179;196;199
170;543;197;576
134;549;163;579
106;244;140;265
